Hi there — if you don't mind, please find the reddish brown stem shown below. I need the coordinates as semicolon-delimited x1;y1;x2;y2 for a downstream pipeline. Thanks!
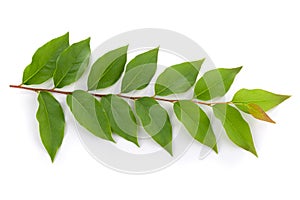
9;84;230;106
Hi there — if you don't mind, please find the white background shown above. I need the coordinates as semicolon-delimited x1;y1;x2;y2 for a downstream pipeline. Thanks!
1;0;299;199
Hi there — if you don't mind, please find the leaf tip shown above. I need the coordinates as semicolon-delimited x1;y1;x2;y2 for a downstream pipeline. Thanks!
49;152;57;163
236;66;243;72
135;141;140;147
213;145;218;154
86;37;91;42
282;94;291;101
163;145;173;156
191;58;205;71
253;151;258;158
250;147;258;158
123;44;129;50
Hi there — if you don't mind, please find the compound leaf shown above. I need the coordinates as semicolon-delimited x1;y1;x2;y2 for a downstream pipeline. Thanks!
54;38;91;88
88;46;128;90
101;94;138;146
23;33;69;85
66;90;114;141
213;104;257;156
36;91;65;162
121;48;159;93
194;67;242;100
135;97;172;155
173;100;217;153
155;59;204;96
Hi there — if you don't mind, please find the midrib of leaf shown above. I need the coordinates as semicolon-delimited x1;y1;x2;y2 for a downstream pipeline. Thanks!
216;106;253;149
39;94;54;146
157;70;192;95
176;103;203;137
24;64;47;83
91;56;123;89
55;58;87;87
233;100;271;104
111;99;136;134
122;65;148;92
177;103;198;128
195;75;231;98
72;96;98;125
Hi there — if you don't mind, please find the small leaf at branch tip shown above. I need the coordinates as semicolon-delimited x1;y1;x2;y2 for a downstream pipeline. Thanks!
248;103;276;124
283;95;291;100
253;149;258;158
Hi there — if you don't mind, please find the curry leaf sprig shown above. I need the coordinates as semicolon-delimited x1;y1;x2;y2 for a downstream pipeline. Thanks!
10;33;290;162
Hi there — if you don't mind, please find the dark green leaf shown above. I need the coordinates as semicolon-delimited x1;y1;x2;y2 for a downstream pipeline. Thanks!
101;94;138;146
173;100;218;153
155;59;204;96
23;33;69;85
88;46;128;90
135;97;172;155
232;89;290;112
66;90;114;141
54;38;91;88
213;104;257;156
121;48;159;93
36;92;65;162
194;67;242;100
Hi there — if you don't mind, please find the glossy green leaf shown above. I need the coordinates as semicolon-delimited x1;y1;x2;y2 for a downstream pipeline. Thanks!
121;48;159;93
23;33;69;85
155;59;204;96
135;97;172;155
88;46;128;90
54;38;91;88
194;67;242;100
232;89;290;112
101;94;138;146
36;92;65;162
174;100;218;153
213;104;257;156
66;90;114;141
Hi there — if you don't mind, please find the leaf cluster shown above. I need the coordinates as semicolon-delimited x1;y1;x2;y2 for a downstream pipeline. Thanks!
17;33;290;161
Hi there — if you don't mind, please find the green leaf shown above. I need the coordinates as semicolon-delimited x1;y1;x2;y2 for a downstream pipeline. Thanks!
36;92;65;162
101;94;138;146
173;100;218;153
22;33;69;85
66;90;114;141
213;104;257;156
232;89;290;112
155;59;204;96
88;46;128;90
53;38;91;88
194;67;242;100
247;103;275;123
135;97;172;155
121;48;159;93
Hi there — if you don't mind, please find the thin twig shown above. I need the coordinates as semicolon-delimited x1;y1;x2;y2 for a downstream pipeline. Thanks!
9;84;230;106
